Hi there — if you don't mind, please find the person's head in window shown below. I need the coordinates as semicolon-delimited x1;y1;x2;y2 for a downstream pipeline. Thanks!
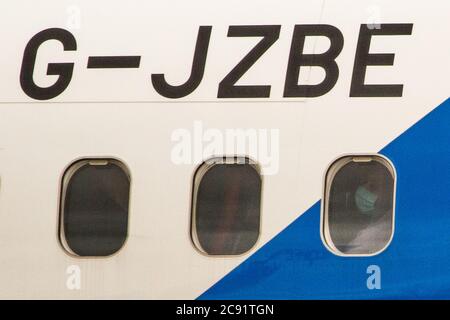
354;168;388;215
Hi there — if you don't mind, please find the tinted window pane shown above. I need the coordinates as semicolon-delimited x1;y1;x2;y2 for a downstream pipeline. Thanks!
193;158;261;255
324;156;395;255
60;159;130;257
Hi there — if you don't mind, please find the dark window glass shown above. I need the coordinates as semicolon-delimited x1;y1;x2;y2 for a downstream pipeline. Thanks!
323;156;395;255
60;159;130;257
192;157;262;256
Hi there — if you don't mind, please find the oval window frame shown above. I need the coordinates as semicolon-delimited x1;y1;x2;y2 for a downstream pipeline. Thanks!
58;157;131;258
190;156;263;257
321;154;397;257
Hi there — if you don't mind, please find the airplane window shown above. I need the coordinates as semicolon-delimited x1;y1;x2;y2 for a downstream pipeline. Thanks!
191;157;262;256
322;155;395;256
59;159;130;257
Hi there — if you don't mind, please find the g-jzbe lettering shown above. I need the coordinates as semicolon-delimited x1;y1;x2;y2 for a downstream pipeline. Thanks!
20;24;413;100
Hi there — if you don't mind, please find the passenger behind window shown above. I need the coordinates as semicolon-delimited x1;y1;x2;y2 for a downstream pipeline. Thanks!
324;156;395;255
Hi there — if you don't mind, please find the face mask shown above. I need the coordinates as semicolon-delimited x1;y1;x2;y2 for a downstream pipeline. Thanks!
354;185;378;213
